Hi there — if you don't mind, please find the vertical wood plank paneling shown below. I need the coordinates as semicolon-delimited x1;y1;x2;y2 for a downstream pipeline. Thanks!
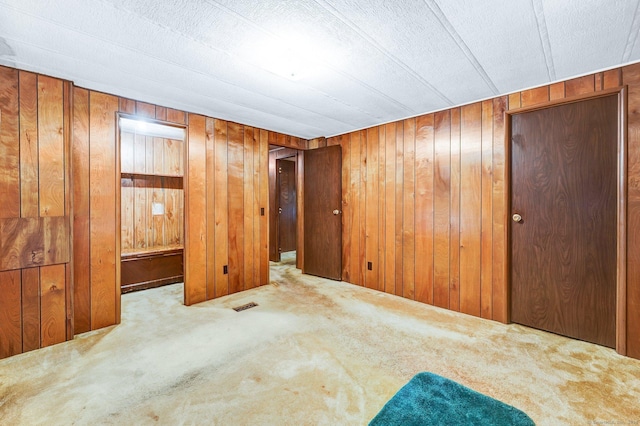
21;268;40;352
433;111;451;308
394;123;404;297
296;147;304;271
155;106;167;121
0;66;20;220
167;109;186;125
153;137;164;175
402;119;416;299
89;91;118;329
135;101;155;118
38;76;65;218
595;72;604;91
72;87;91;333
120;131;134;173
0;271;21;358
565;75;595;97
623;64;640;358
549;83;565;100
342;134;352;282
378;125;386;292
243;126;255;290
520;86;549;107
119;98;135;115
40;264;66;347
205;117;215;299
252;126;261;288
350;132;362;286
259;129;269;284
121;177;134;251
459;103;482;317
185;114;207;305
604;69;622;89
365;127;379;290
492;96;508;323
214;120;230;296
133;174;147;249
449;108;461;312
227;122;244;294
151;176;164;246
480;100;494;319
415;114;435;304
134;133;146;174
358;130;367;287
19;71;39;218
508;93;521;110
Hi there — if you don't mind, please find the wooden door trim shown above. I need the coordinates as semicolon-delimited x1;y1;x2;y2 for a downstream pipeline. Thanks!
505;87;627;355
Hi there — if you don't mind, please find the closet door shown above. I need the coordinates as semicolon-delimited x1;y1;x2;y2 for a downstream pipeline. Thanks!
0;68;72;359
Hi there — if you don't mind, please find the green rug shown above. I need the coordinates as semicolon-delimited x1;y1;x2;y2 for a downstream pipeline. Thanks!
369;372;535;426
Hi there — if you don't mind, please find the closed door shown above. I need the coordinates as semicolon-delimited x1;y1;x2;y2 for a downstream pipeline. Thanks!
510;94;618;348
276;158;296;254
303;145;342;280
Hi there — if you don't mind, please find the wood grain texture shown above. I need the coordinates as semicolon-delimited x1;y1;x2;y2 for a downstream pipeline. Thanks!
549;83;565;100
521;86;549;107
480;100;494;320
459;103;482;317
40;264;66;347
0;270;21;358
449;108;461;312
0;66;20;220
394;124;404;296
260;129;269;284
119;98;135;114
508;93;521;110
433;111;451;309
350;132;362;286
167;108;186;125
565;75;595;97
21;267;40;352
0;216;69;270
89;91;118;329
402;120;415;298
623;63;640;358
206;117;215;299
365;126;379;290
492;96;508;323
19;71;39;218
377;126;386;292
341;134;351;282
214;119;229;297
244;126;255;290
296;147;304;271
357;130;367;287
185;114;207;305
415;114;435;304
604;69;622;89
135;101;155;118
252;125;261;288
227;122;245;294
37;75;65;217
72;87;91;334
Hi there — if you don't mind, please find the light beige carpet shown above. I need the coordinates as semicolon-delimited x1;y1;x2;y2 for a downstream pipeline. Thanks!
1;253;639;425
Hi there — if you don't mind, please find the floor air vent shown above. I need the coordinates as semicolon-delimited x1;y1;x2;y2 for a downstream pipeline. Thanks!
233;302;258;312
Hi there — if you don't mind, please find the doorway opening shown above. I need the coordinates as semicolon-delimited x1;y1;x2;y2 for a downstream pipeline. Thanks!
269;145;301;272
117;116;186;302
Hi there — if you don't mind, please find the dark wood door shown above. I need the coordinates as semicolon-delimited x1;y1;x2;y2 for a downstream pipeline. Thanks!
277;158;296;253
304;145;342;280
510;94;618;348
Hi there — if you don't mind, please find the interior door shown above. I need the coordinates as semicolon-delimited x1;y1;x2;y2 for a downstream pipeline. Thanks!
303;145;342;280
510;94;618;348
276;158;296;254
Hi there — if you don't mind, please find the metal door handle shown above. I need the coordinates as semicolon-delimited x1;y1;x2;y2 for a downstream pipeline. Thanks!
333;209;341;215
512;213;522;223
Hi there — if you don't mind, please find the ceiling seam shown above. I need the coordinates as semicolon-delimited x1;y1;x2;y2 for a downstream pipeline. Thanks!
0;0;370;128
424;0;499;95
310;0;453;106
622;0;640;62
0;35;331;137
530;0;556;81
204;0;417;115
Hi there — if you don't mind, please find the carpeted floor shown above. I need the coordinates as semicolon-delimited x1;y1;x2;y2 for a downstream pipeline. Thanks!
1;252;639;425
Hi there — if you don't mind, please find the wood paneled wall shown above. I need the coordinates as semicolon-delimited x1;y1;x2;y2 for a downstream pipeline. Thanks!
0;66;72;359
120;130;184;254
184;117;272;305
328;64;640;358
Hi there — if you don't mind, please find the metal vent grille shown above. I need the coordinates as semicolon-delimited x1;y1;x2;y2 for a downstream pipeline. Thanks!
232;302;258;312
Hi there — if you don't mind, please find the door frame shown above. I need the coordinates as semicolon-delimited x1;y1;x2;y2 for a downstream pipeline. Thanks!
505;87;627;355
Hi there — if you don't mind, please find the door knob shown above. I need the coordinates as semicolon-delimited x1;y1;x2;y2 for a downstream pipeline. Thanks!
512;213;522;223
278;207;282;214
333;209;341;215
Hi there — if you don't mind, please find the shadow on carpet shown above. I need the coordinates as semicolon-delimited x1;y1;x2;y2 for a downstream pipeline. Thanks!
369;372;535;426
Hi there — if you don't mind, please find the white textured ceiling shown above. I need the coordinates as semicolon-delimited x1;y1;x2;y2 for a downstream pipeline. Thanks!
1;0;639;139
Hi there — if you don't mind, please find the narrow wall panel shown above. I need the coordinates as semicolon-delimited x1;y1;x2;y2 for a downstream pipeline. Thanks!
492;96;508;323
120;132;134;173
135;101;155;118
40;264;66;347
459;103;482;317
402;119;415;299
341;135;352;281
394;124;404;297
185;114;207;305
21;267;40;352
37;76;65;218
433;111;451;308
89;91;118;329
119;98;135;114
350;132;362;286
259;129;269;284
72;87;91;333
0;66;20;219
0;271;21;358
205;117;215;299
415;114;434;304
252;127;261;288
243;126;255;290
19;71;39;218
378;126;386;292
449;108;461;312
521;86;549;107
214;120;229;296
365;127;379;289
565;75;595;97
549;83;565;100
121;177;134;251
480;100;494;319
227;122;245;294
357;130;367;288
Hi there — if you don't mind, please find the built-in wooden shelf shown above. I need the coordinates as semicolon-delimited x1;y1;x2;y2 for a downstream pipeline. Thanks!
121;244;184;258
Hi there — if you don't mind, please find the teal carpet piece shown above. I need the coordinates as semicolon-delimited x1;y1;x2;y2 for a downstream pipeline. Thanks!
369;372;535;426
